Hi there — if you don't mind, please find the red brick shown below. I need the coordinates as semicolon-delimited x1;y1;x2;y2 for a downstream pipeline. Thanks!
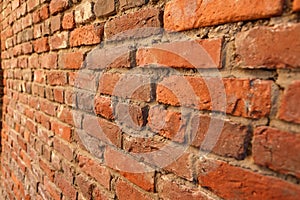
164;0;283;31
33;37;49;53
86;47;131;70
49;32;68;50
148;106;184;143
104;146;153;173
198;159;300;199
105;8;161;39
22;14;32;29
157;76;272;118
39;158;55;181
82;115;121;147
236;24;300;69
44;179;61;200
293;0;300;11
94;96;114;119
115;103;148;130
78;154;111;189
70;24;104;47
40;99;58;116
49;0;69;15
62;12;75;30
278;81;300;124
158;175;211;200
191;115;250;159
40;53;57;69
40;5;49;20
253;127;300;178
53;88;64;103
50;14;61;33
47;71;67;86
51;121;72;141
99;73;153;102
27;0;39;12
61;51;83;69
120;171;155;192
94;0;115;17
164;153;193;181
137;38;222;69
54;173;76;199
76;174;94;200
57;106;74;126
53;137;74;161
92;187;112;200
115;179;154;200
119;0;145;10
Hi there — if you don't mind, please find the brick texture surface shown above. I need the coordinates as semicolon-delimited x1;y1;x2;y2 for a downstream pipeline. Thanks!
0;0;299;199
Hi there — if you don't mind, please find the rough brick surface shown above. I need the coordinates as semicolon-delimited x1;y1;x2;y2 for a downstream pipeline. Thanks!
278;81;300;124
105;8;161;39
236;24;300;69
158;175;212;200
119;0;146;10
253;127;300;178
198;160;300;199
157;76;272;118
49;0;69;15
164;0;283;31
1;0;300;199
94;0;115;17
70;24;104;47
137;39;223;69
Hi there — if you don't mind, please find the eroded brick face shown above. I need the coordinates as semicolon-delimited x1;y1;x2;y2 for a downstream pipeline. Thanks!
0;0;300;200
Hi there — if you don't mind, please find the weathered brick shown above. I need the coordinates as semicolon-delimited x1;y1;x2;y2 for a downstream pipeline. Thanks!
51;120;72;141
49;32;68;50
148;106;184;143
50;14;61;33
158;175;211;200
60;51;83;69
70;24;104;47
115;103;148;130
62;12;75;30
191;115;250;159
40;53;57;69
54;173;76;199
74;1;94;24
86;47;131;69
105;8;161;39
104;146;152;173
27;0;39;12
157;76;272;118
198;159;300;199
47;71;67;86
99;73;153;102
78;154;111;189
119;0;145;10
137;38;222;69
278;81;300;124
94;96;114;119
49;0;69;15
115;179;154;200
94;0;115;17
253;127;300;178
82;114;121;147
164;0;283;31
33;37;49;53
236;24;300;69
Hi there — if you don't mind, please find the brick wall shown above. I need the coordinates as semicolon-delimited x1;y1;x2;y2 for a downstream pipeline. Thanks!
0;0;300;199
